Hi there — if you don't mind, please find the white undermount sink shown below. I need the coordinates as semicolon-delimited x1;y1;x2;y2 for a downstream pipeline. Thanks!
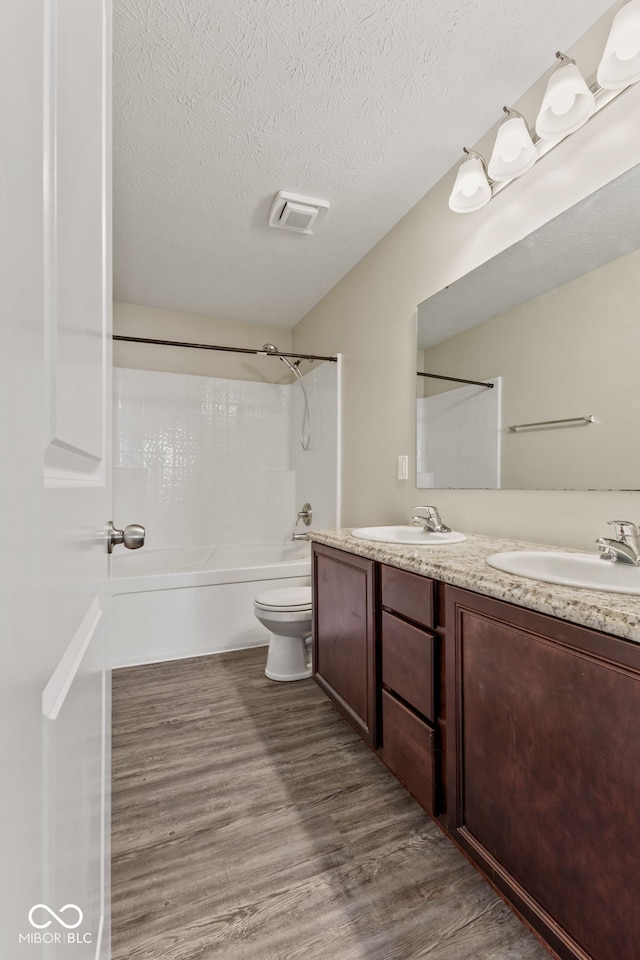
486;550;640;595
351;525;467;545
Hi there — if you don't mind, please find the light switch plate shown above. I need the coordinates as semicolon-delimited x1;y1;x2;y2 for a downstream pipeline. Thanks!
397;455;409;480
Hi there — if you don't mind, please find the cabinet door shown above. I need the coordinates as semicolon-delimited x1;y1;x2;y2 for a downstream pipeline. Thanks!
312;544;377;746
446;587;640;960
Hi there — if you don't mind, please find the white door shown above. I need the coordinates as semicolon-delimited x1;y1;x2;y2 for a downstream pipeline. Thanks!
2;1;116;957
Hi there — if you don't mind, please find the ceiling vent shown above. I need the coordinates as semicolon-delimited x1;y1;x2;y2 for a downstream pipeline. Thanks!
268;191;329;234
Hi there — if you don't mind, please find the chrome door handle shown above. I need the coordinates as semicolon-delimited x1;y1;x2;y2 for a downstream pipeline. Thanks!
107;520;145;554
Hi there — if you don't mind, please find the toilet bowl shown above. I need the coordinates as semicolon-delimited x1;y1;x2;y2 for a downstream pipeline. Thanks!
254;586;312;681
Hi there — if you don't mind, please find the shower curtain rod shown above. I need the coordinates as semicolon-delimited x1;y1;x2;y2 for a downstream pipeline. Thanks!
113;334;337;363
417;371;494;389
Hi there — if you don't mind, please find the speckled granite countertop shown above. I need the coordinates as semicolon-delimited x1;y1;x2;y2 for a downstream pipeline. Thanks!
309;529;640;644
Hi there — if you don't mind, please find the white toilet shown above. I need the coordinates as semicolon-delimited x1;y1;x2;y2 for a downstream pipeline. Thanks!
253;586;313;681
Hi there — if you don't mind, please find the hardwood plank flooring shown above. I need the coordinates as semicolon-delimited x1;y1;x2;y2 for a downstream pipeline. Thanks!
112;647;550;960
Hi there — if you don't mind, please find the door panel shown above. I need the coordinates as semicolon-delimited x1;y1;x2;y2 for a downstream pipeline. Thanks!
44;0;109;480
312;544;378;746
446;587;640;960
2;1;112;958
43;600;107;959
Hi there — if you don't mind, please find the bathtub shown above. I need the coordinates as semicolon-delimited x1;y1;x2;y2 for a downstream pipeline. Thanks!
110;542;311;668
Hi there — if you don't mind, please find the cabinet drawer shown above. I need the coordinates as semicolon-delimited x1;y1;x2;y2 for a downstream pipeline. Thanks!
382;690;436;816
381;564;435;628
382;611;434;720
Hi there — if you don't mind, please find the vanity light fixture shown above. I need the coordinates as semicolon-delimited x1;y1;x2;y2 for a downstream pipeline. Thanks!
448;148;492;213
534;52;595;138
597;0;640;89
448;3;640;214
488;107;538;181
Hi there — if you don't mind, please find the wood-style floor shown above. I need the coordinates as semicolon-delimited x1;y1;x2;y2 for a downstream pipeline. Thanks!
111;646;550;960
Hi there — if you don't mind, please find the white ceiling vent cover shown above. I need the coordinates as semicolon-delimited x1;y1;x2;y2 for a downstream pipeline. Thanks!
268;191;329;234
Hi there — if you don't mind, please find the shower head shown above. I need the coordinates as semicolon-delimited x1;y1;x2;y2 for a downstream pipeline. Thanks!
263;343;298;373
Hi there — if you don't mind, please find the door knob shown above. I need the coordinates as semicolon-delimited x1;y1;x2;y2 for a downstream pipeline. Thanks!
107;520;145;554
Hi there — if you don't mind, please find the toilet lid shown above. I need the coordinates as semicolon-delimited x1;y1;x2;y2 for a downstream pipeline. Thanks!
255;586;312;611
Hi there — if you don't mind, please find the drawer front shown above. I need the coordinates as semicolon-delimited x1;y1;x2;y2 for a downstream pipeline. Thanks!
382;690;436;816
382;611;434;720
381;564;435;628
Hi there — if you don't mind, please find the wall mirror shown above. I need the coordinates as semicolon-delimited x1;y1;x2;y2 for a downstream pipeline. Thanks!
416;161;640;491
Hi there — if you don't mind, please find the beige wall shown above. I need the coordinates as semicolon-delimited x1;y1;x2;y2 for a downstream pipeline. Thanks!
114;301;293;383
292;11;640;550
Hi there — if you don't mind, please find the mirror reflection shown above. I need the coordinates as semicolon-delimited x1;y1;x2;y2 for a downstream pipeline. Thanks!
416;162;640;491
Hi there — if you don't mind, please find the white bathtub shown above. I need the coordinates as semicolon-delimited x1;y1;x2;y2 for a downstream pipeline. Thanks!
109;543;311;668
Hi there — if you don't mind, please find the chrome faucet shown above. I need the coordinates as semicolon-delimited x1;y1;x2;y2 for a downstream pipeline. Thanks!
595;520;640;565
410;505;451;534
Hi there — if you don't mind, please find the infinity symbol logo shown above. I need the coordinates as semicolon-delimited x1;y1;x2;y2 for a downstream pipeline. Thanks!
28;904;84;930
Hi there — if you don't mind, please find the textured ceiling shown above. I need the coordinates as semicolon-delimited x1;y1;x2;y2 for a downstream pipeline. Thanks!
113;0;614;329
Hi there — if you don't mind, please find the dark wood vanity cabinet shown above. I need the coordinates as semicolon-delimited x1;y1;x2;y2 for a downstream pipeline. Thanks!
446;586;640;960
312;542;640;960
312;543;378;746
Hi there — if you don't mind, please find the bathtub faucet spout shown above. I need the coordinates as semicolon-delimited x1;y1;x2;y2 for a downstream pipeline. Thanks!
291;532;309;541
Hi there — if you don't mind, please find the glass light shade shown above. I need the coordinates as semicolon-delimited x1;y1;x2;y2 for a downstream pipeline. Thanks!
535;61;595;138
597;0;640;89
448;155;491;213
488;115;538;181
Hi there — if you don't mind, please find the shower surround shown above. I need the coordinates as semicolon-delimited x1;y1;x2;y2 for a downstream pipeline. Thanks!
113;363;339;547
111;362;339;666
